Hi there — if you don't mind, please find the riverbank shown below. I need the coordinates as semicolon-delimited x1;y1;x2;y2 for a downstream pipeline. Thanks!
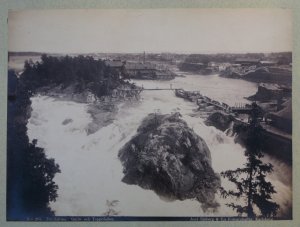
7;71;61;219
26;88;292;218
220;66;292;86
24;73;291;218
35;84;142;135
8;53;292;218
174;88;292;165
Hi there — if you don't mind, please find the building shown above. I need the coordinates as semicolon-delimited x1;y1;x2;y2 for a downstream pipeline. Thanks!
266;99;292;133
104;60;126;79
235;58;261;66
218;63;231;71
179;62;205;72
208;62;217;67
125;62;175;80
104;60;125;69
125;62;156;79
259;60;278;66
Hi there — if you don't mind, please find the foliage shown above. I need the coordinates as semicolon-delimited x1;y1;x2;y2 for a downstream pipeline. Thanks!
22;54;128;97
21;139;60;216
7;70;60;219
8;55;133;219
220;103;279;219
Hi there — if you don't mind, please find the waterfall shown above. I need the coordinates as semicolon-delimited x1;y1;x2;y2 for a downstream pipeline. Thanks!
26;74;291;217
224;121;235;137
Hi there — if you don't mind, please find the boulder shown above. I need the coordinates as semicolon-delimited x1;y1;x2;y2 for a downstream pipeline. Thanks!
205;111;235;131
248;83;290;102
62;118;73;125
118;113;220;211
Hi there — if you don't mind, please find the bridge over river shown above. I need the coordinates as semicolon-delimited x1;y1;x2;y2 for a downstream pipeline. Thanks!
115;86;175;99
116;87;291;145
118;86;254;113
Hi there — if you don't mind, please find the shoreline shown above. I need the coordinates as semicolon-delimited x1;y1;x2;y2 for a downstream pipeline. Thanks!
35;85;142;135
26;81;291;218
174;88;292;165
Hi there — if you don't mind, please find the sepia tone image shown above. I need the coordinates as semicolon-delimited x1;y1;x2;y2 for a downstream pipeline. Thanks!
7;9;292;221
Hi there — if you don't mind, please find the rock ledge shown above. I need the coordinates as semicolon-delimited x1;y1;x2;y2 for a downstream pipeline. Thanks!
118;113;220;211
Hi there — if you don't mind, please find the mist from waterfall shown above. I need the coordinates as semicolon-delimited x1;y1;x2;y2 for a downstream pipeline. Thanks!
27;74;291;217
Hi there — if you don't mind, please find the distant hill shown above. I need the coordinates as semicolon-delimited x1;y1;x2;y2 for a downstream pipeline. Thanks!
181;52;292;64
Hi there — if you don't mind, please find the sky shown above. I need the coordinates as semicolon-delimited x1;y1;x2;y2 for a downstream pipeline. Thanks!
8;9;292;54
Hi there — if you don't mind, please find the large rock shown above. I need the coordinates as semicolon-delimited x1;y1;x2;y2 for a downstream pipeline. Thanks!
118;113;220;211
205;111;235;131
205;111;249;144
248;83;291;101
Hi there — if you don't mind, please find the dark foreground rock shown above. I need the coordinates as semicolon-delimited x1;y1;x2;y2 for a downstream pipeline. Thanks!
205;111;248;144
205;112;235;131
205;111;292;164
118;113;220;211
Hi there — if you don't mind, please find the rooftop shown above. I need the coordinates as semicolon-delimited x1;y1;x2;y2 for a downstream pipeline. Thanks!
235;58;260;63
125;62;156;70
105;60;124;67
260;60;278;65
272;98;292;121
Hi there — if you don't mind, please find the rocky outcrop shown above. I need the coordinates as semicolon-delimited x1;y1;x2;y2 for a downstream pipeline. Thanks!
205;112;235;131
118;113;220;211
86;103;118;135
220;67;292;85
248;83;291;102
62;118;73;125
205;111;248;144
205;110;292;164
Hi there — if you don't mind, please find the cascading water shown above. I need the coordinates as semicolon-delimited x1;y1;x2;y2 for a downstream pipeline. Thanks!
27;74;292;217
224;121;235;137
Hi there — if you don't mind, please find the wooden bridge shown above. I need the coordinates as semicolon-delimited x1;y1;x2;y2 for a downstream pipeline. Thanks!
113;85;176;100
204;100;230;112
116;87;252;115
143;88;174;91
231;103;252;114
113;88;143;99
174;88;254;115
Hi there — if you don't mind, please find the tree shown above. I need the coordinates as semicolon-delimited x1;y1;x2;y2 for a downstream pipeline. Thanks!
7;72;61;219
220;102;279;219
22;54;129;98
21;139;61;217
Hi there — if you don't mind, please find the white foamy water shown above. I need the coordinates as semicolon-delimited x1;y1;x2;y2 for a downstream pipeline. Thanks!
27;74;291;217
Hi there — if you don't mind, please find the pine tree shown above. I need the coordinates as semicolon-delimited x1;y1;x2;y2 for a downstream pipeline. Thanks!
220;102;279;219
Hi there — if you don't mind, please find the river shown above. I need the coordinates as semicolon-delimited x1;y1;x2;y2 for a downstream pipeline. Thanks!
27;73;292;218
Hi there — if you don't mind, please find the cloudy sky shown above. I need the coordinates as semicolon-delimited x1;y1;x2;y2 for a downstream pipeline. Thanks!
8;9;292;53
